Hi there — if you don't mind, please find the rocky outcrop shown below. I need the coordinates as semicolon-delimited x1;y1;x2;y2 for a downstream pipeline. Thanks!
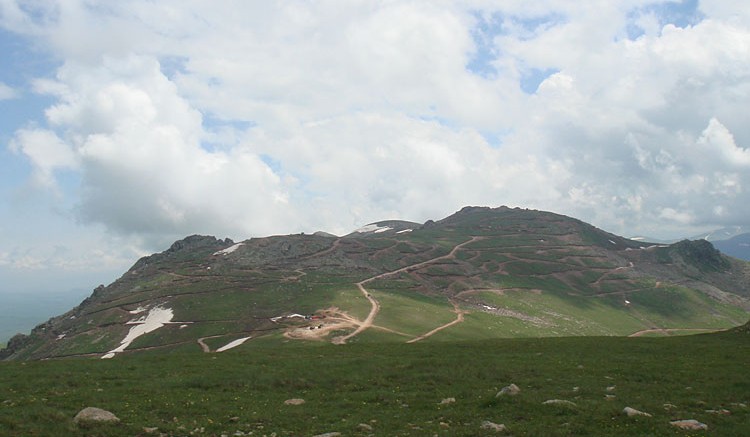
671;239;730;273
130;235;232;271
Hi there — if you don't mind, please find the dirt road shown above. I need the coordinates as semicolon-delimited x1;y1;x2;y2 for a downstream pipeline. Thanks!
407;301;466;343
335;236;482;344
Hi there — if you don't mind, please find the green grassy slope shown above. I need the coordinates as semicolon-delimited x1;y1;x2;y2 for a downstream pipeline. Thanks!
0;331;748;436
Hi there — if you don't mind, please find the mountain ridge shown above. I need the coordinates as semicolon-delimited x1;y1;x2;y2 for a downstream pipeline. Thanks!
3;206;749;361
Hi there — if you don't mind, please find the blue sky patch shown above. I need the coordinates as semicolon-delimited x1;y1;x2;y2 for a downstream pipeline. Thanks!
520;68;560;94
466;12;504;78
158;55;190;80
260;154;282;174
467;11;566;79
626;0;704;39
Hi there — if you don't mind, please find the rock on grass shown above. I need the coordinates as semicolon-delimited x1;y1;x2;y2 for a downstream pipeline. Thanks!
284;398;305;405
623;407;652;417
73;407;120;425
496;383;520;397
481;420;508;432
670;419;708;430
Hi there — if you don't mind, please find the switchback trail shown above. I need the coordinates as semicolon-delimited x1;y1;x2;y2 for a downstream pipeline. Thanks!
336;236;482;344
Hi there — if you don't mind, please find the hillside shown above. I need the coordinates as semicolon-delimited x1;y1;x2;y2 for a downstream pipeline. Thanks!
2;206;749;360
1;332;749;436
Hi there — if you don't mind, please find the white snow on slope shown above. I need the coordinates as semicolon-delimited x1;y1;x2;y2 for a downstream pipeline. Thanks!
270;313;306;322
102;307;174;359
396;229;413;234
216;336;252;352
213;242;244;256
354;224;392;234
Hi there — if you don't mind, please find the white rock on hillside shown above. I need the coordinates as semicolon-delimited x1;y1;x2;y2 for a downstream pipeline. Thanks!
542;399;577;408
496;383;521;397
284;398;305;405
480;421;508;432
670;419;708;430
623;407;652;417
73;407;120;424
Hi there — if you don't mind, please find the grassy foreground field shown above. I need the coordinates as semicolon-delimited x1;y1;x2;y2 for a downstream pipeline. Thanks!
1;330;748;436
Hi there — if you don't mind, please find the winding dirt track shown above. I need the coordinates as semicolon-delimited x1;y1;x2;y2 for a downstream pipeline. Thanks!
336;236;482;344
407;301;466;343
196;334;226;353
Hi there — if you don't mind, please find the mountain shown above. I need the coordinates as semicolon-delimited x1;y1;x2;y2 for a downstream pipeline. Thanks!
690;226;748;242
713;233;750;261
3;206;749;361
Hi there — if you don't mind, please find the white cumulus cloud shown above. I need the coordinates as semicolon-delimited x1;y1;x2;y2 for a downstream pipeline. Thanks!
1;0;749;257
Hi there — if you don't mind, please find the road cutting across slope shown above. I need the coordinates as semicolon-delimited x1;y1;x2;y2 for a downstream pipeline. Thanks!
407;300;467;343
335;236;482;344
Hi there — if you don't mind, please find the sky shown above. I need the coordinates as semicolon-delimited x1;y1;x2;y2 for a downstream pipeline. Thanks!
1;0;750;308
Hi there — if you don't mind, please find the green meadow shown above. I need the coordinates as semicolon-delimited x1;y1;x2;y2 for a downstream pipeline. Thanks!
1;329;748;436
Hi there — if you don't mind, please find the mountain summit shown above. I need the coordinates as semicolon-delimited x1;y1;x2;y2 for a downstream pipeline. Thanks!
3;206;749;360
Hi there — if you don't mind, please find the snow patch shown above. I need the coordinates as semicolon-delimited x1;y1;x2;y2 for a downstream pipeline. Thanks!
216;336;251;352
128;306;147;314
271;313;306;322
609;240;616;245
102;307;174;359
354;224;392;234
213;242;244;256
396;229;413;234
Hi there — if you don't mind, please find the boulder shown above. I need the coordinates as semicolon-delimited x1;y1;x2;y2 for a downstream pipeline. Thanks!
439;397;456;405
623;407;652;417
670;419;708;430
480;420;508;432
284;398;305;405
496;383;521;397
73;407;120;424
